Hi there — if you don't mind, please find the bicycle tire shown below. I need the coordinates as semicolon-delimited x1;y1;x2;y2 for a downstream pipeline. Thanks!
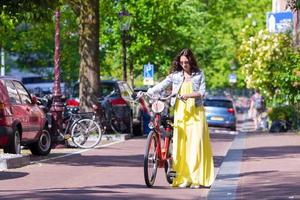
71;118;102;149
144;130;158;187
164;137;174;184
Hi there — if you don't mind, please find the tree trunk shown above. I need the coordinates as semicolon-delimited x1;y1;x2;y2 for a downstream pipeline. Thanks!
78;0;100;111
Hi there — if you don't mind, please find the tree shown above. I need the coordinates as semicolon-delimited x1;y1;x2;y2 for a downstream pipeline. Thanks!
99;0;271;89
238;29;300;104
0;0;100;111
66;0;100;111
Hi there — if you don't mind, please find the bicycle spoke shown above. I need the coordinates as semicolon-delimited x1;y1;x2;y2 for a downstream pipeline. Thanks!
71;118;102;149
144;131;158;187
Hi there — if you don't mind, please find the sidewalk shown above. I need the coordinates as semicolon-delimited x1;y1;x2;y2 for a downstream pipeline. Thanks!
208;115;300;199
236;132;300;200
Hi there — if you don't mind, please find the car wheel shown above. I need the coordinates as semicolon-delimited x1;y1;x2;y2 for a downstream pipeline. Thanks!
230;126;236;131
127;115;134;135
133;114;144;136
4;128;21;154
29;128;52;156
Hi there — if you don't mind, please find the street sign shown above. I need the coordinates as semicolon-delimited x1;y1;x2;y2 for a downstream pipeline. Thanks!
229;73;237;84
143;63;154;85
267;11;293;33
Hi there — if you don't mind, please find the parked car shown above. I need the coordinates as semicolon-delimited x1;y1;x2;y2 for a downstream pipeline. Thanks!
67;80;143;135
0;76;52;155
204;96;237;131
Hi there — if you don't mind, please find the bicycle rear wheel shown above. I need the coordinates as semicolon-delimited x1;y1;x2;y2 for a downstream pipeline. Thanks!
71;118;102;148
144;130;158;187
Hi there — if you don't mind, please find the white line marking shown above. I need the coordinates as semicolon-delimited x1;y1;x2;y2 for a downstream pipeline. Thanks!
30;140;124;164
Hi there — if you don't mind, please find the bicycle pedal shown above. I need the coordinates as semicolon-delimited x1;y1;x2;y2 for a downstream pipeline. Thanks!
64;134;71;140
167;171;177;177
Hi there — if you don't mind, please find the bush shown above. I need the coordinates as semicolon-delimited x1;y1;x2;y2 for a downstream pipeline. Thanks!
268;105;299;130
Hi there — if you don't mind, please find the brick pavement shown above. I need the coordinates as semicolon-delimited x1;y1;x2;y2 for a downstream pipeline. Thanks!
208;113;300;200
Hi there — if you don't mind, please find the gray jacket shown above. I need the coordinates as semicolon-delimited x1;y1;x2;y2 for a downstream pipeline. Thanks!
147;69;206;107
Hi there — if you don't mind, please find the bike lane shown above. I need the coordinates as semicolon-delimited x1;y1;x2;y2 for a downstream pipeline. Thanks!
0;130;235;200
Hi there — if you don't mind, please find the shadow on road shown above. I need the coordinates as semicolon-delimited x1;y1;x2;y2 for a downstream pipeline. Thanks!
0;185;176;200
34;152;144;168
242;145;300;161
0;172;29;181
236;172;300;200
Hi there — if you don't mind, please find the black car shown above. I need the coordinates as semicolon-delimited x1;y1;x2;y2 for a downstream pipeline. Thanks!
67;80;143;135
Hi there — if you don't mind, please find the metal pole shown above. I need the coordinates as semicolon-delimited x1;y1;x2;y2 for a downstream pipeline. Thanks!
0;47;5;76
122;30;127;81
50;8;64;137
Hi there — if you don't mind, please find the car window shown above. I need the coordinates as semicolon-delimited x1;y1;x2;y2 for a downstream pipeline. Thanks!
204;99;233;108
119;82;133;98
13;81;32;104
5;80;21;104
100;83;116;96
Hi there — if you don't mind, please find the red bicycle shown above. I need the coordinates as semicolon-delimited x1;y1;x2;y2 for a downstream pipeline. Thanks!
136;92;183;187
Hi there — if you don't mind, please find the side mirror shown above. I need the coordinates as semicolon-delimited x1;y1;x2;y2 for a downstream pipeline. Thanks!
31;95;38;104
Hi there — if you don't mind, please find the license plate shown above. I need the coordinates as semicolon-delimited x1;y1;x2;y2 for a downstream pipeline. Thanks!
211;116;224;121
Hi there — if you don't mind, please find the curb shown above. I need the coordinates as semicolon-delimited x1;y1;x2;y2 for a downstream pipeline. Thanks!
0;154;30;171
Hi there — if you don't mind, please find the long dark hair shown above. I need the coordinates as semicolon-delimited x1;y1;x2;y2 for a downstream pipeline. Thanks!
170;48;200;73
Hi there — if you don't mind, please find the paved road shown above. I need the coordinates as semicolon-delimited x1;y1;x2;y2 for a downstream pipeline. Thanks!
2;113;298;200
0;125;238;200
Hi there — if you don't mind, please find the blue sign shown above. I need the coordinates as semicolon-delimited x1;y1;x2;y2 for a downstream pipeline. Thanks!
143;63;154;85
267;11;293;33
143;63;154;78
229;73;237;83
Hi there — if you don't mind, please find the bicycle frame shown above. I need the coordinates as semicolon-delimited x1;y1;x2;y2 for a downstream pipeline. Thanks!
137;92;174;165
152;113;173;168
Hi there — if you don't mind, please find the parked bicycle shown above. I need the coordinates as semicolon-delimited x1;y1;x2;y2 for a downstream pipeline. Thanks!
65;91;126;135
136;92;184;187
37;95;102;149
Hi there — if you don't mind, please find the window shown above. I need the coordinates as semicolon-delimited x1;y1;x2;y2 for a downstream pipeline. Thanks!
204;99;233;108
5;80;21;104
13;81;32;104
100;83;116;97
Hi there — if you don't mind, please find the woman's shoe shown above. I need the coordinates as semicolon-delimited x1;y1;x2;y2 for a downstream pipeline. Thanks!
178;182;190;188
190;184;200;189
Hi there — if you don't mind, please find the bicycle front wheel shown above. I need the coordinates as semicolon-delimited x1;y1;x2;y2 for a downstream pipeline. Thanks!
71;118;102;149
144;131;158;187
164;137;174;184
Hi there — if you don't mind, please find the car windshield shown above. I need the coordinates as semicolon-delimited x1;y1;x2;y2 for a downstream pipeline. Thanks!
100;83;116;96
204;99;233;108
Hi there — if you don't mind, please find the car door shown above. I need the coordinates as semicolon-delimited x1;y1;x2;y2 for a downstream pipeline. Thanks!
13;80;44;139
4;80;28;132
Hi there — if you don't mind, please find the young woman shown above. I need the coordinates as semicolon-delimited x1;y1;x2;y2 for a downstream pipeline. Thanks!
148;48;214;188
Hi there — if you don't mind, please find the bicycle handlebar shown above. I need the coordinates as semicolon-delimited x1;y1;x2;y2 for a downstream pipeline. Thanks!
136;91;186;103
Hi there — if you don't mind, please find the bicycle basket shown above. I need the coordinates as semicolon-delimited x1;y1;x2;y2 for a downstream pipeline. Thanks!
151;100;165;113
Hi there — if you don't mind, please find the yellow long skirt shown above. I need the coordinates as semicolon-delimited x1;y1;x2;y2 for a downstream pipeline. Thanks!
172;81;214;187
